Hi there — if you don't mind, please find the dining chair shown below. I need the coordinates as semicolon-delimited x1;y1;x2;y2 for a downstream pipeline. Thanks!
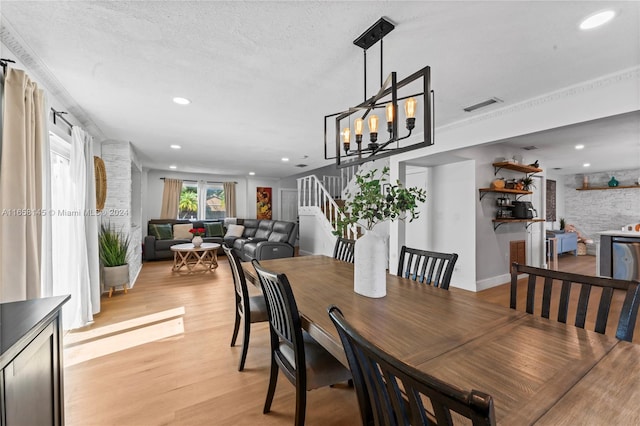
397;246;458;289
510;263;640;342
252;259;352;426
333;236;356;263
222;244;268;371
328;305;496;426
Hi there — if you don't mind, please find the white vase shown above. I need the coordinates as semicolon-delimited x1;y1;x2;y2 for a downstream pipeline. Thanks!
192;236;203;247
354;229;387;298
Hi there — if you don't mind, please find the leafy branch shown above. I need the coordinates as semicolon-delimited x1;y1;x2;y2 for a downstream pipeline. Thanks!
333;166;427;236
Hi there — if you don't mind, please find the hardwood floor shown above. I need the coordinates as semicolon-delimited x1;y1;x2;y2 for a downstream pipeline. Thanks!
64;253;633;425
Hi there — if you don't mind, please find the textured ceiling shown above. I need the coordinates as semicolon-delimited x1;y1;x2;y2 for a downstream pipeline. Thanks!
1;1;639;177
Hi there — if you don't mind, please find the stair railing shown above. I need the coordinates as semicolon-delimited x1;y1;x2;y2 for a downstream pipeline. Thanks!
298;175;359;240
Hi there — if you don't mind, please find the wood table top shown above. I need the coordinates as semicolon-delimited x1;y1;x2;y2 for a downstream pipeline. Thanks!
243;255;635;425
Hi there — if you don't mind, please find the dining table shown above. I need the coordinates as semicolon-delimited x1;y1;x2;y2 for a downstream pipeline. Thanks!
242;255;640;425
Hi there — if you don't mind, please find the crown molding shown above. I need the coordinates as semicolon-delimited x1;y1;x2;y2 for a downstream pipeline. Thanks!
0;21;106;141
439;66;640;132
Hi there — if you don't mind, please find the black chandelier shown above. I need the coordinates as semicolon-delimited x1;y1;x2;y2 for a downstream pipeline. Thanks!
324;17;434;168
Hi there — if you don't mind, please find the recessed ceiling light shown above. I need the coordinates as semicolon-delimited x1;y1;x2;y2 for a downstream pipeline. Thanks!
583;163;591;168
170;144;181;149
281;157;289;162
579;10;616;30
249;172;256;176
172;97;191;105
575;144;585;150
169;165;177;169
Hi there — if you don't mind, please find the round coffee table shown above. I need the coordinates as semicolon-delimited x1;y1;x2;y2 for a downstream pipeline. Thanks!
170;243;220;273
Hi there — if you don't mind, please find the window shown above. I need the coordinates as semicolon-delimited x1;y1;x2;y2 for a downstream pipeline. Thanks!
178;181;226;220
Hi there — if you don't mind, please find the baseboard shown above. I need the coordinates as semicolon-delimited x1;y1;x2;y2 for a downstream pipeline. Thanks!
476;273;511;291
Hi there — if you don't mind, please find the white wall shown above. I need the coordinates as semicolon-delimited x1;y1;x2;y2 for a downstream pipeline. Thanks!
404;166;429;250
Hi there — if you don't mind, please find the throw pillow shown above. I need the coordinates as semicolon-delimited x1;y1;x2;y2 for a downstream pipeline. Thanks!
149;223;173;240
173;223;194;239
205;222;225;237
224;224;245;238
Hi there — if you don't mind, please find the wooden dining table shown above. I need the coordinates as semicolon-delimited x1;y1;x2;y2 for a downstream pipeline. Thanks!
242;255;640;425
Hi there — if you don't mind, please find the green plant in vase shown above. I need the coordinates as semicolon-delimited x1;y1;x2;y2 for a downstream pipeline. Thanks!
520;176;535;191
99;222;130;297
333;166;426;298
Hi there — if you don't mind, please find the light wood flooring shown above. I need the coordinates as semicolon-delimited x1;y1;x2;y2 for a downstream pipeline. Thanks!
65;254;631;425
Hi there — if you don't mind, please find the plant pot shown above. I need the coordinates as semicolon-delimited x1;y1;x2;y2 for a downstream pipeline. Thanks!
192;236;203;247
103;264;129;289
354;230;386;298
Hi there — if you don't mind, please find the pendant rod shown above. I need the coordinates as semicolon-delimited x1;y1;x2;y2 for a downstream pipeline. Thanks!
363;49;367;102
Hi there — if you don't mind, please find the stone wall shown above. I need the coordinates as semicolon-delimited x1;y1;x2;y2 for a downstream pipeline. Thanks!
564;168;640;254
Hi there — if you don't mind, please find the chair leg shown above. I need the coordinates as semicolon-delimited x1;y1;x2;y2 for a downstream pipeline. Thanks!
238;316;251;371
230;310;240;347
294;382;307;426
263;357;279;414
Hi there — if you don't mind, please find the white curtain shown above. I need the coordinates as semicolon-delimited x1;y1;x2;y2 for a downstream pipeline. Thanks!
50;127;97;329
83;131;100;315
0;68;47;302
160;178;182;219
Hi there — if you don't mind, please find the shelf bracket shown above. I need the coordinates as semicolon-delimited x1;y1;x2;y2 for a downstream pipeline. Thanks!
493;166;504;175
493;222;505;231
479;192;488;201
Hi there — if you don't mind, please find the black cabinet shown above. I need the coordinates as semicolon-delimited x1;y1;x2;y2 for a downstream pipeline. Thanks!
0;296;69;426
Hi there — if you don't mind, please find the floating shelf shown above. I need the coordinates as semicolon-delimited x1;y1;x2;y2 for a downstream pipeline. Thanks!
576;185;640;191
491;218;544;230
478;188;532;200
492;161;542;175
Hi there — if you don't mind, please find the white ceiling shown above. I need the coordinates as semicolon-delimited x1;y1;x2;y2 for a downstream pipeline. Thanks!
1;1;639;178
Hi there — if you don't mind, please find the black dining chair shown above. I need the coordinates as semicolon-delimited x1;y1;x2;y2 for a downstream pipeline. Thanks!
510;263;640;342
328;305;496;426
397;246;458;290
223;244;268;371
252;259;352;426
333;236;356;263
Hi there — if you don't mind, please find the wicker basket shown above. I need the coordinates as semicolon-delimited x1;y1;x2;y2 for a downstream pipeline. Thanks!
577;242;587;256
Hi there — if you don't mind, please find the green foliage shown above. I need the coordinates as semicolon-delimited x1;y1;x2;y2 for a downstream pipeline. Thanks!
334;166;427;236
99;223;130;267
179;188;198;218
520;176;535;190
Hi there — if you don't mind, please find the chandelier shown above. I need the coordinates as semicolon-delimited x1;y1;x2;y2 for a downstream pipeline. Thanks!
324;17;434;168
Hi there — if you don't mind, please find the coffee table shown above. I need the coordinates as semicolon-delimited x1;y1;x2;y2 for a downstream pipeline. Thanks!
170;243;220;273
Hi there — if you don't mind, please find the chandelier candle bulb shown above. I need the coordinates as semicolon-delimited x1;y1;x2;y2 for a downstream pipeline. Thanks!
405;97;417;130
386;103;395;133
368;114;379;145
342;127;351;152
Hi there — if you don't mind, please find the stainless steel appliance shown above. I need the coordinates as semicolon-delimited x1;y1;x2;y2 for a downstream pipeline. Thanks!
612;237;640;280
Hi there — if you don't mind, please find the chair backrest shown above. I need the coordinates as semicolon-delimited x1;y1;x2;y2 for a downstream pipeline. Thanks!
252;259;305;383
397;246;458;289
328;305;496;426
223;243;250;313
333;237;356;263
510;262;640;342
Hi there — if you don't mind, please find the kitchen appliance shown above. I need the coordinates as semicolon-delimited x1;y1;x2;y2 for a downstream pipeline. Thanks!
512;201;537;219
612;236;640;281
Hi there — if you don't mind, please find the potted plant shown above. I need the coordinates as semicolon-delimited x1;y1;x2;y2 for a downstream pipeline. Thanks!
99;223;130;296
520;176;535;191
334;166;426;298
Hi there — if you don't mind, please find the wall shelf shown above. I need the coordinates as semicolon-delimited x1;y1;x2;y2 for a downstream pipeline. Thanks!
493;161;542;176
479;187;532;200
492;218;545;230
576;185;640;191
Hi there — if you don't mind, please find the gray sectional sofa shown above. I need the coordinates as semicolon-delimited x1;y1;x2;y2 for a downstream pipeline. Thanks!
143;218;298;262
225;219;298;262
143;219;225;261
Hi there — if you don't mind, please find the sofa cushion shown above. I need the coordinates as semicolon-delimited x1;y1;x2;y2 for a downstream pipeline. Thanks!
254;220;274;239
269;221;295;243
205;222;225;237
173;223;194;239
149;223;173;240
225;224;245;238
242;219;259;237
